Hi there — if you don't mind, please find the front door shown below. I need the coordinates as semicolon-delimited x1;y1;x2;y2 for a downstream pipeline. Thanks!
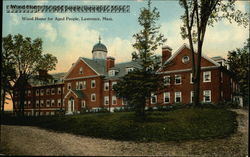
67;97;74;114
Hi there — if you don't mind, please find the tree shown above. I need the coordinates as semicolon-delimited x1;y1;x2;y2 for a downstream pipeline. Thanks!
1;35;16;113
2;34;58;116
227;39;249;107
113;0;166;117
179;0;248;106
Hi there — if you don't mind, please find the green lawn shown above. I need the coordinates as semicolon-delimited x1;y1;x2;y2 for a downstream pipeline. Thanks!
2;108;237;142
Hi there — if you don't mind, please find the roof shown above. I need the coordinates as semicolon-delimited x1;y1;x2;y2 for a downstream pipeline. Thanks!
28;72;66;86
81;57;107;75
211;56;225;61
92;41;107;53
72;90;85;98
106;60;142;79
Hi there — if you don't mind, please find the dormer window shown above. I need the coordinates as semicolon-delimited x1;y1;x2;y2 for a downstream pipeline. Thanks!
126;67;134;73
108;70;116;76
79;67;83;74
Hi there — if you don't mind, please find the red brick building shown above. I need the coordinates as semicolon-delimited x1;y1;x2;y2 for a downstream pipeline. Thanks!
13;40;239;116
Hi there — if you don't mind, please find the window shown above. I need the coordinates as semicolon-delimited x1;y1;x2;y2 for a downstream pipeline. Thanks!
104;96;109;105
175;75;182;84
40;100;44;107
36;90;39;96
126;67;134;73
28;101;31;106
79;67;83;74
109;70;116;76
151;93;157;104
81;100;86;108
190;73;194;84
112;82;117;90
46;100;50;107
163;92;170;104
203;71;211;82
104;82;109;91
91;80;96;88
36;100;39;107
79;81;83;90
182;56;190;63
83;81;86;89
203;90;211;102
175;92;182;103
76;82;79;89
51;88;55;95
112;96;117;105
51;112;55;116
40;89;44;96
28;90;31;96
190;91;194;103
51;100;55;106
91;93;96;102
67;83;71;90
57;99;61;107
163;76;171;85
24;101;27;106
46;89;50;95
58;88;61;94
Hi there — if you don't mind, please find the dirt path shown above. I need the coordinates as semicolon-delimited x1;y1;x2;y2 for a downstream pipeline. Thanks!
0;109;248;156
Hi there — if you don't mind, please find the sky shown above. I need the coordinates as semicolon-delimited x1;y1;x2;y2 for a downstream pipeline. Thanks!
2;0;250;110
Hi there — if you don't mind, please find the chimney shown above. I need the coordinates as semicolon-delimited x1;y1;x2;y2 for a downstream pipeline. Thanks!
106;56;115;72
162;45;172;64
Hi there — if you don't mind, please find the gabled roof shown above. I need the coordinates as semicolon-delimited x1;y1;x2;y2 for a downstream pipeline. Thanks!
163;43;220;66
64;89;85;99
80;57;107;75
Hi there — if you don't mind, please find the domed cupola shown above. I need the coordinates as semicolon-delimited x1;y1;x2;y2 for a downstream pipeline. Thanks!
92;36;107;60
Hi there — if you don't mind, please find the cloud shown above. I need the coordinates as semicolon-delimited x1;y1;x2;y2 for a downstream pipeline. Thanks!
10;13;20;25
38;23;57;42
161;19;188;52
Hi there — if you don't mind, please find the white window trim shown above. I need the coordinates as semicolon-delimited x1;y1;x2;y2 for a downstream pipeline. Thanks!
190;91;194;103
164;75;171;85
91;93;96;102
41;89;44;96
67;83;71;90
76;82;79;90
112;96;117;105
104;96;109;105
79;67;83;74
112;82;117;90
203;71;211;82
57;99;61;107
91;80;96;88
83;81;86;89
151;93;157;104
51;88;55;95
79;81;83;90
58;88;61;94
163;92;170;104
104;82;109;91
203;90;211;102
175;92;182;103
175;75;182;85
108;70;116;76
190;73;194;84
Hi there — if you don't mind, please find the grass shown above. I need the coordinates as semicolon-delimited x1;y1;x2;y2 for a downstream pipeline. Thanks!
1;108;237;142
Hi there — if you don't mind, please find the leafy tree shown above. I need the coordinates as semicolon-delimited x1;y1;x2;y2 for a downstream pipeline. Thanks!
1;35;16;112
2;34;58;116
179;0;248;106
227;39;249;107
114;0;166;117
